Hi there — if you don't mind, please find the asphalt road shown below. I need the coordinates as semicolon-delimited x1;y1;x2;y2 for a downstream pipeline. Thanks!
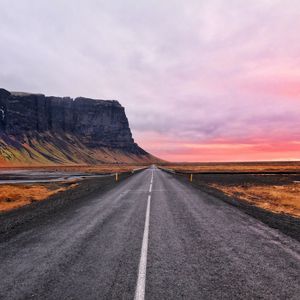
0;167;299;299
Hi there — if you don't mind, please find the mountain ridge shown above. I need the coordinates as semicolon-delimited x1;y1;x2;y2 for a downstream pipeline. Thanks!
0;88;159;165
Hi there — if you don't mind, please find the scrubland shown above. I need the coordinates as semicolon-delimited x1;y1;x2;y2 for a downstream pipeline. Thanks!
159;162;300;218
0;182;78;212
160;161;300;173
210;182;300;217
0;164;146;212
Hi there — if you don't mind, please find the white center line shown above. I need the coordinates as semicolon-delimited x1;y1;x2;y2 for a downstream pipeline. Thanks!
134;170;154;300
134;194;151;300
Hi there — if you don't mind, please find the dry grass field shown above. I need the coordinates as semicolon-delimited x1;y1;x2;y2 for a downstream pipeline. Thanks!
0;164;146;213
210;182;300;217
160;162;300;218
160;161;300;173
0;164;147;174
0;182;78;212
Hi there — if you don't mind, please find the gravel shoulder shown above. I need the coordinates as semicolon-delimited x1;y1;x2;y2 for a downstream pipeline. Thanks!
0;172;132;242
170;172;300;242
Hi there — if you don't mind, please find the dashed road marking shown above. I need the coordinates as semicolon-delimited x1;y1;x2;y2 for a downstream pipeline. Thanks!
134;170;154;300
134;194;151;300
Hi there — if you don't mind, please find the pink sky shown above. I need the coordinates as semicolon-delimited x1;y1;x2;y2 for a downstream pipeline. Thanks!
138;132;300;162
0;0;299;162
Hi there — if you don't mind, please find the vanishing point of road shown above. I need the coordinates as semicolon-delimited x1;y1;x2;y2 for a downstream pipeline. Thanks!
0;167;299;299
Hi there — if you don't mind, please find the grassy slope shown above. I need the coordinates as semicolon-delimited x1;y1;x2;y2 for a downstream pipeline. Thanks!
0;133;159;166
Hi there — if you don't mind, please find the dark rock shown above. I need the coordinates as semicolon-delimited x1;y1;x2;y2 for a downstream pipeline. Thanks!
0;88;147;155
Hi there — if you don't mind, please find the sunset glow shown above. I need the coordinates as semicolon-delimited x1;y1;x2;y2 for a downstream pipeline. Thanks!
137;132;300;162
1;0;299;162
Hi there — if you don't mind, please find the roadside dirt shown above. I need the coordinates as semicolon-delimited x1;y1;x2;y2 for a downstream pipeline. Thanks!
0;164;148;213
210;182;300;217
167;171;300;242
160;163;300;218
0;172;132;242
160;161;300;173
189;173;300;217
0;182;78;212
0;164;147;174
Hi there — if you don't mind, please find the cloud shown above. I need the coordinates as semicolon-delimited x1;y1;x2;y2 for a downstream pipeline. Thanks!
0;0;299;161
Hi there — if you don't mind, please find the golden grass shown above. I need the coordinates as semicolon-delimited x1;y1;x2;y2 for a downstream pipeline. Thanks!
41;164;146;173
0;183;76;212
160;162;300;217
160;162;300;173
0;164;146;212
0;133;156;166
0;164;147;174
210;183;300;217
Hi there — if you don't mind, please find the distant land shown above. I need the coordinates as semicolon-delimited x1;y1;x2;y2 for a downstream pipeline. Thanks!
0;88;160;166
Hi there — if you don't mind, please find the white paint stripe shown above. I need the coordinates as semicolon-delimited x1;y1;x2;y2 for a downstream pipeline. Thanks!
134;195;151;300
149;183;152;193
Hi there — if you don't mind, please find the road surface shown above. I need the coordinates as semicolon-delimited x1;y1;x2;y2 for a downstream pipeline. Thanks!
0;167;299;299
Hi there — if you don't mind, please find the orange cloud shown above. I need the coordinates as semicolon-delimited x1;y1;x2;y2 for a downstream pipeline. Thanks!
136;132;300;162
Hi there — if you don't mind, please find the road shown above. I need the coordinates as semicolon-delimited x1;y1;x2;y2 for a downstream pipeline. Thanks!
0;167;299;299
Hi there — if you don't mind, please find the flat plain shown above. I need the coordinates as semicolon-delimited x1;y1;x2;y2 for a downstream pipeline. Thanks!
159;161;300;217
0;164;146;212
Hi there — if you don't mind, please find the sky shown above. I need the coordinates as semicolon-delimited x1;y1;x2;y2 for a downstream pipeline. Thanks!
0;0;299;162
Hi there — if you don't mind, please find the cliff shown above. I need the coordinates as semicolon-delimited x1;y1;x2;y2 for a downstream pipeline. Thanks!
0;88;156;165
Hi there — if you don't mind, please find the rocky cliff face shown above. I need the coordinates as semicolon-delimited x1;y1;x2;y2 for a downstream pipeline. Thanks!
0;88;153;165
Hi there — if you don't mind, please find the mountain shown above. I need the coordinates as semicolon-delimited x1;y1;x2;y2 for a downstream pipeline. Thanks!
0;88;158;166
